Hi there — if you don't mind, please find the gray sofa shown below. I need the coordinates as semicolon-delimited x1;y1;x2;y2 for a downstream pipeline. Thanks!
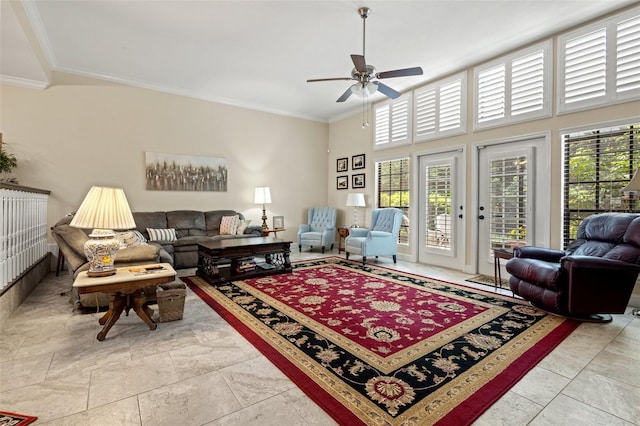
52;209;262;308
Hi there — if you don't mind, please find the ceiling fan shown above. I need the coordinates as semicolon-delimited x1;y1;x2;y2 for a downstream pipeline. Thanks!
307;7;423;103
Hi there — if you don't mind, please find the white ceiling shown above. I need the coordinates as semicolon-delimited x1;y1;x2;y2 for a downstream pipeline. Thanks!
1;0;636;123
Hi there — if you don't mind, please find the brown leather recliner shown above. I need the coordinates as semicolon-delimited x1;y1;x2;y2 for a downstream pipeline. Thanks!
506;213;640;322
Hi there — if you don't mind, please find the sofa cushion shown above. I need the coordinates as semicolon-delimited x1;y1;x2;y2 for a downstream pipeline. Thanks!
115;244;159;263
133;212;168;239
205;210;243;234
167;210;206;238
116;230;147;248
236;219;251;235
147;228;177;242
220;215;239;235
52;225;89;272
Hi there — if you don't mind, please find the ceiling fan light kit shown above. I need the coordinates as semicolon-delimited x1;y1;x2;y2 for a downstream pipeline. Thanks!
306;6;423;105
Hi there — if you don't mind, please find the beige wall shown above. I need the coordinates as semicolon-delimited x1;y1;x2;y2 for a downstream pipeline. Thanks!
0;73;329;243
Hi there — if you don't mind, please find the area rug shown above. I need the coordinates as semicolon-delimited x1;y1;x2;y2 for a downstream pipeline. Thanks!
0;411;37;425
183;257;579;426
465;274;509;289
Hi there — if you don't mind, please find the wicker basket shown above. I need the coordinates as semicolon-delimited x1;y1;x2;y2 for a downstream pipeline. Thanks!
157;282;186;322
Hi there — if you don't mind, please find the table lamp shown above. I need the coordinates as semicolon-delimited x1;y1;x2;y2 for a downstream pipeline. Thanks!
622;168;640;211
346;193;366;228
69;186;136;277
254;186;272;232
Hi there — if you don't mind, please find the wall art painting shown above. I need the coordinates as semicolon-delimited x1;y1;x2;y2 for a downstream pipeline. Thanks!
145;152;227;191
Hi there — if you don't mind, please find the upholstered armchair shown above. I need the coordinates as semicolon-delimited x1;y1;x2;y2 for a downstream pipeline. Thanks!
298;207;337;253
345;208;403;264
506;213;640;322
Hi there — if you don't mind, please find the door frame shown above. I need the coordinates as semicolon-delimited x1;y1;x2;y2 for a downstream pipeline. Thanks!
470;131;552;274
411;145;466;265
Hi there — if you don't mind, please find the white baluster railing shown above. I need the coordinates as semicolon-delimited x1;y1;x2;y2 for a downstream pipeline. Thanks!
0;184;49;292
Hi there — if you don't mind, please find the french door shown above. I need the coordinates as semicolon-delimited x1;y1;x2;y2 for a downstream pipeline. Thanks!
476;136;549;277
418;150;465;270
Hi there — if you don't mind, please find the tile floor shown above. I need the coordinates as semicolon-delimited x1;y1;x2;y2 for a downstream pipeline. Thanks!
1;250;639;425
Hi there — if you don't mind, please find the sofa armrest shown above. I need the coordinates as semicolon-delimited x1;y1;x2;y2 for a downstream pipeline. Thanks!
514;246;566;263
244;225;263;237
115;244;160;264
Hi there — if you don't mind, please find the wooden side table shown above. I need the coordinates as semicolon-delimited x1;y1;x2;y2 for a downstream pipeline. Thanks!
337;227;350;254
73;263;176;341
262;228;285;237
493;249;513;289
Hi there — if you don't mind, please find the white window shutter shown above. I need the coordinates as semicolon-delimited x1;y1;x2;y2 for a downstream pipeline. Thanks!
616;14;640;95
414;88;437;138
390;98;410;143
564;28;607;104
374;94;412;150
477;64;506;123
374;104;390;147
439;79;462;131
511;50;545;115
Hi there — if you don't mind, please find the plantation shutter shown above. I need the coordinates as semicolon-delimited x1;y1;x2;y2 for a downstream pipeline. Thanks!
559;6;640;112
475;41;550;129
511;50;545;115
374;93;412;150
616;14;640;95
563;28;607;105
477;64;506;124
414;73;465;142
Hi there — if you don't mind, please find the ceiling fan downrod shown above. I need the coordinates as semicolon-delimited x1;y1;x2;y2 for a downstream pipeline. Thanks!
359;7;369;59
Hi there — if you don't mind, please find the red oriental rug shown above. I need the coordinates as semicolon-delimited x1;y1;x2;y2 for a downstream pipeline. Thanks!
0;411;37;426
183;257;579;426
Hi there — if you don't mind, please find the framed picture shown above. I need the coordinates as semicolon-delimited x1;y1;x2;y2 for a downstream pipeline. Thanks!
352;154;365;170
337;175;348;190
352;173;365;189
273;216;284;229
337;157;348;172
145;152;227;192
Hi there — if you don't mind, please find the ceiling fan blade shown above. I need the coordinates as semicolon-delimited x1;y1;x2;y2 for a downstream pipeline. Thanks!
307;77;353;82
374;82;401;99
376;66;424;79
336;87;353;102
351;54;368;73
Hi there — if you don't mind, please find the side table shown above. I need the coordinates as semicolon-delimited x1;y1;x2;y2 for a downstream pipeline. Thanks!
73;263;176;341
337;227;350;254
493;249;513;289
262;228;286;237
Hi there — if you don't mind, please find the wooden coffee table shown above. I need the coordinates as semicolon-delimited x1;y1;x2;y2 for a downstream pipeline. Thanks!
197;237;292;285
73;263;176;341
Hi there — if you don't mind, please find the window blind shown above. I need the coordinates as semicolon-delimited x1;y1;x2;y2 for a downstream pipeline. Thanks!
562;124;640;247
563;28;607;104
616;15;640;94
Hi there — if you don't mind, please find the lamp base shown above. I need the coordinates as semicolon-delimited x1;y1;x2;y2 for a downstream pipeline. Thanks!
84;230;120;278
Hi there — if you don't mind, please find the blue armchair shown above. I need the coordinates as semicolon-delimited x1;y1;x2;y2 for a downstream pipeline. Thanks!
298;207;337;253
345;208;403;264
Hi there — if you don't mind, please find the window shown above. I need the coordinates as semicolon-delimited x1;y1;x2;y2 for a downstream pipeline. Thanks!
376;157;410;244
374;93;412;150
562;122;640;247
414;72;467;142
474;40;551;130
558;7;640;113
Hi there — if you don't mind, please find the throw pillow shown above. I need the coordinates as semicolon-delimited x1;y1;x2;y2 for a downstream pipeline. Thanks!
236;219;252;235
147;228;177;242
220;215;239;235
116;230;148;248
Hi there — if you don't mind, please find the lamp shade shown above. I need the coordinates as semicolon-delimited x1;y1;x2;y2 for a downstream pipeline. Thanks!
346;193;366;207
622;169;640;193
254;187;272;204
70;186;136;230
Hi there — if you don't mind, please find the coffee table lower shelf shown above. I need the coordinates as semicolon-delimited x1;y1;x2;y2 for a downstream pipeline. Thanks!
196;237;292;285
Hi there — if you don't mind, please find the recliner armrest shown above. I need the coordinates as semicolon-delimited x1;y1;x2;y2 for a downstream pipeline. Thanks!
298;224;311;233
349;228;369;238
515;246;566;263
561;255;640;274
